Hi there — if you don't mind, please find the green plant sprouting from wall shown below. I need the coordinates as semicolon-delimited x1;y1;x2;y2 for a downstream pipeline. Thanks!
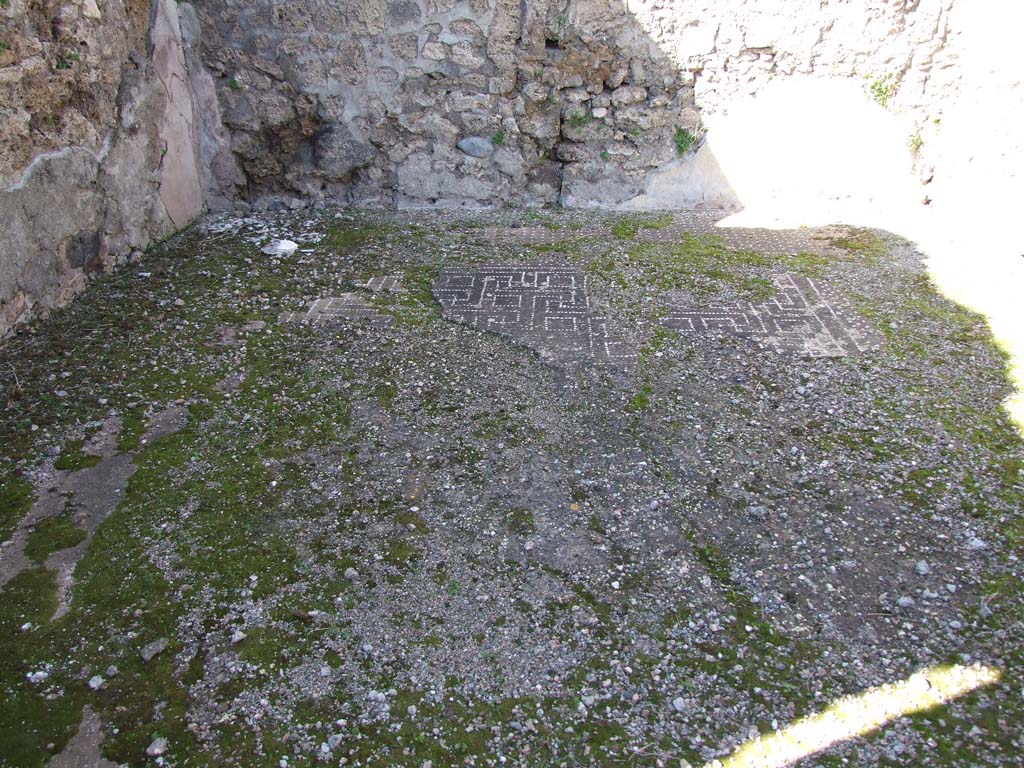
567;112;591;129
870;74;898;109
674;127;695;157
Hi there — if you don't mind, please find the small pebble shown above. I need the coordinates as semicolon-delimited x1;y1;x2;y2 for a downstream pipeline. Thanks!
747;505;769;521
141;637;169;663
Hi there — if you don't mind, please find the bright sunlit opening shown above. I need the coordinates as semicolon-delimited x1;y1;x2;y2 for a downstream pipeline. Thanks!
703;664;1001;768
619;1;1024;433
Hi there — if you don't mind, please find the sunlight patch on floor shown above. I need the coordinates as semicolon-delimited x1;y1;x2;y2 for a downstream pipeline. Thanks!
705;664;1000;768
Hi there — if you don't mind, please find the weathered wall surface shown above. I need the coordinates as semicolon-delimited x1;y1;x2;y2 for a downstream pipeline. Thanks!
0;0;208;337
193;0;978;212
629;0;957;120
192;0;699;209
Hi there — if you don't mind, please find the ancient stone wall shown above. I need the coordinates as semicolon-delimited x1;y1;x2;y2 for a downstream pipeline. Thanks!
192;0;971;211
0;0;209;337
630;0;957;117
192;0;697;209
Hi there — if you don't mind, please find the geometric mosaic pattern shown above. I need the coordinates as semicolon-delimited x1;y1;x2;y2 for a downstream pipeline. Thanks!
279;295;390;326
354;275;403;293
432;265;636;365
663;273;884;357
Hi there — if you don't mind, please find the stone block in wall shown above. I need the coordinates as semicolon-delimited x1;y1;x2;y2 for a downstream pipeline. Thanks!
486;0;521;72
331;40;369;85
518;104;562;142
396;151;498;205
527;162;561;203
450;19;486;42
421;42;449;61
349;0;388;35
560;163;639;208
427;0;459;14
611;85;648;108
390;33;420;62
315;125;376;180
451;41;486;69
390;0;423;26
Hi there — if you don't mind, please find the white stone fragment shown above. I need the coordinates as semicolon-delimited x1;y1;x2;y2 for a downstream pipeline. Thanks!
261;239;298;257
146;737;168;757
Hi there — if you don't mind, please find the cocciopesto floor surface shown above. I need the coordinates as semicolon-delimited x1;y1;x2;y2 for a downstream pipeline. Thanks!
0;208;1021;767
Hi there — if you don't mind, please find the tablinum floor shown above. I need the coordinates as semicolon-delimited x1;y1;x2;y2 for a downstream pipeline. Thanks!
0;209;1020;767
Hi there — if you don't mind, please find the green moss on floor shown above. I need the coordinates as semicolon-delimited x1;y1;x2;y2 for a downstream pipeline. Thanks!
0;215;399;766
116;407;148;453
24;514;87;563
53;439;102;471
610;213;674;239
384;537;421;569
0;567;77;766
0;474;33;542
624;384;653;413
523;209;579;231
395;509;429;534
826;227;888;262
505;507;536;535
783;250;833;277
237;626;296;669
529;236;599;260
322;222;396;252
588;234;777;306
387;265;443;327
